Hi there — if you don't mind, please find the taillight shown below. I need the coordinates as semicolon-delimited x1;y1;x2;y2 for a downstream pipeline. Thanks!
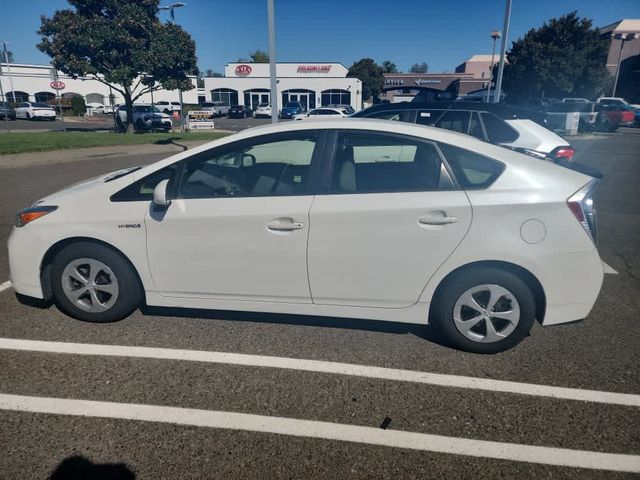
551;146;575;162
567;180;598;244
15;205;58;227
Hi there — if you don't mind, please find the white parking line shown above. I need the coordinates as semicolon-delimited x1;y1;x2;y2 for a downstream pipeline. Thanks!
0;393;638;473
1;338;638;407
0;281;12;293
603;262;619;274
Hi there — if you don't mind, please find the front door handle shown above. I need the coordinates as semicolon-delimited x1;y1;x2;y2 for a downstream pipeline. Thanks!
267;219;304;231
418;213;459;225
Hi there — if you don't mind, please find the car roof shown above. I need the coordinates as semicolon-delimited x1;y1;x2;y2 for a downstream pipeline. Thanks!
353;101;546;120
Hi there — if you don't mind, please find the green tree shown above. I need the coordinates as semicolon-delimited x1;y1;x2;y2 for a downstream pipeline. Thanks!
38;0;198;133
347;58;384;103
409;62;429;73
70;94;86;115
501;11;609;102
382;60;398;73
238;50;269;63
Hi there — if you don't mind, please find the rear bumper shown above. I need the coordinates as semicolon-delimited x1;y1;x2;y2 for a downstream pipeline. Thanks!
537;249;604;326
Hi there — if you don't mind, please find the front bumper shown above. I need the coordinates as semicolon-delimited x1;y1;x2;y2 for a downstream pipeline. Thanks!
8;226;48;299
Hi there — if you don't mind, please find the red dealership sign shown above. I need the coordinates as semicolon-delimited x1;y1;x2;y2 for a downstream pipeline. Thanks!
296;65;332;73
50;81;65;90
235;64;252;76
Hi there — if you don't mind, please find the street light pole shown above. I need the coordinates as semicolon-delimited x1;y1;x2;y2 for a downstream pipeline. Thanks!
0;66;10;132
2;41;17;104
485;30;501;103
158;2;185;23
493;0;512;103
612;33;635;97
267;0;278;124
159;3;187;131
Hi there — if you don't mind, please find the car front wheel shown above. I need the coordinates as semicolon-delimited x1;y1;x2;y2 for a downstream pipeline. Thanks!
50;242;142;323
431;267;536;354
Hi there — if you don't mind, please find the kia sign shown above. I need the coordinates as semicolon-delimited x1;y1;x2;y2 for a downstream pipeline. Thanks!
235;64;252;77
50;81;65;90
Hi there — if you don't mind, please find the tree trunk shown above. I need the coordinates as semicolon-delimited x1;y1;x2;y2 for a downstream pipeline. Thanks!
124;86;134;134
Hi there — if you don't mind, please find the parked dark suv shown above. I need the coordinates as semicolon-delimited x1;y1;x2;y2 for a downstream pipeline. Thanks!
0;101;16;120
228;105;254;118
352;101;574;162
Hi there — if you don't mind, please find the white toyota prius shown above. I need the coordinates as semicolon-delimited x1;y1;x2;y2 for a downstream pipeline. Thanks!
8;119;604;353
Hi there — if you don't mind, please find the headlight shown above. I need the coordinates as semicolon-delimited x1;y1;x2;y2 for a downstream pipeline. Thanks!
15;206;58;227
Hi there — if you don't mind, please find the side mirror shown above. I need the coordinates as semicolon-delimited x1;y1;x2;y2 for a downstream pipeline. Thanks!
153;179;172;208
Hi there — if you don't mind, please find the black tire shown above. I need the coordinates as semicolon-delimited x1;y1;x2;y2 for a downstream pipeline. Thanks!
430;267;536;354
135;119;146;132
50;242;142;323
25;113;31;120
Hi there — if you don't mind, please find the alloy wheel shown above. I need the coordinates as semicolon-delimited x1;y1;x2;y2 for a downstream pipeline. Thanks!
61;258;119;313
453;284;520;343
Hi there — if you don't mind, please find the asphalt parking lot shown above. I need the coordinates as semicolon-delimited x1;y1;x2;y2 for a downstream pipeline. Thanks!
0;129;639;478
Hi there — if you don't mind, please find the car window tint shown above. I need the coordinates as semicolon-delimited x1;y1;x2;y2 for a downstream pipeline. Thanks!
179;132;319;199
331;131;451;194
366;110;412;122
438;143;504;189
432;111;471;134
111;164;180;202
480;112;519;143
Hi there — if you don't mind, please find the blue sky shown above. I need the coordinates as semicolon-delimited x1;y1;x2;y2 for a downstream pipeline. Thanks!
2;0;639;73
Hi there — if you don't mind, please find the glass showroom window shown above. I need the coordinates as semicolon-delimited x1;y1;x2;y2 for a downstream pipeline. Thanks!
211;88;238;106
321;89;350;106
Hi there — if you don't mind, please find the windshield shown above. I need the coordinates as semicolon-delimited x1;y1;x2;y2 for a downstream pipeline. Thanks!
285;103;299;108
33;102;52;108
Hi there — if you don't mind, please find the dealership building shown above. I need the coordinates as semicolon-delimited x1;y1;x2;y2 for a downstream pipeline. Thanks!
0;63;198;107
203;62;362;111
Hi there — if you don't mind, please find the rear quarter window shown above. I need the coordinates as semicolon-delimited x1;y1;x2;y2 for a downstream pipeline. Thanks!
480;112;519;143
438;143;505;189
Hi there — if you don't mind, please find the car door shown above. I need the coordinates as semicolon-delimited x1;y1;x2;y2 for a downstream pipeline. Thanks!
145;130;325;303
307;129;473;308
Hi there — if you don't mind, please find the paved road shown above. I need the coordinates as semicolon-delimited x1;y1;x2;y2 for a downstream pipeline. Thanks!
0;130;639;478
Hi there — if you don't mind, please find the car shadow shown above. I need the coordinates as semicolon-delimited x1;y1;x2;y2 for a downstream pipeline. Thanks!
140;305;450;348
152;137;188;151
49;455;135;480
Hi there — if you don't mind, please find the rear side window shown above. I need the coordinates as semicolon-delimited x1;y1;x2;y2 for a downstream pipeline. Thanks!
363;110;412;122
438;143;504;189
480;112;518;143
331;131;453;194
418;110;471;134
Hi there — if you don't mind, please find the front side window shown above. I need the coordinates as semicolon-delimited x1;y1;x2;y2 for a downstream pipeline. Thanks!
438;143;504;189
178;132;320;199
331;131;452;194
111;164;180;202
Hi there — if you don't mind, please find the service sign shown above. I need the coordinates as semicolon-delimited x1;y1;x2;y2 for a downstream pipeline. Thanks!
187;111;215;130
50;81;65;90
235;64;252;76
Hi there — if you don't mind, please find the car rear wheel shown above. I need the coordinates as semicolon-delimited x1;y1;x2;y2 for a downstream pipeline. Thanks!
51;242;142;323
25;113;31;120
431;267;535;353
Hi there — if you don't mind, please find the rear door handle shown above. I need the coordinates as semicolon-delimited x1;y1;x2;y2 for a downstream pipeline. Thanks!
418;214;459;225
267;219;304;231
